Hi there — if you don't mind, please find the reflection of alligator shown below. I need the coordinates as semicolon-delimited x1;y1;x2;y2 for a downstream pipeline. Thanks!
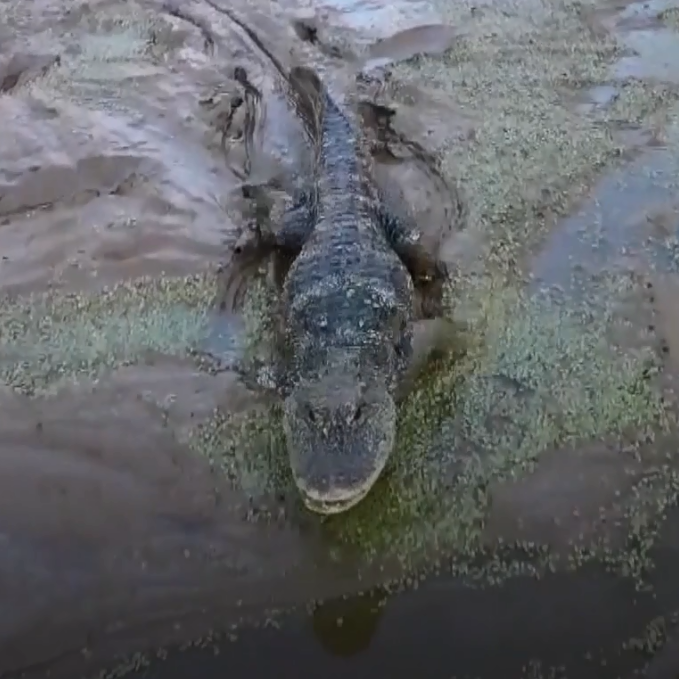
199;2;455;514
232;65;453;515
312;587;388;657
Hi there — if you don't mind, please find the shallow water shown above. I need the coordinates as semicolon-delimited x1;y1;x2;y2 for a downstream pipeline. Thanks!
531;125;679;293
3;0;679;676
104;552;679;679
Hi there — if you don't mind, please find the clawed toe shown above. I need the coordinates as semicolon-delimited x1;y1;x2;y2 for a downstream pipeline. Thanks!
416;258;450;319
232;222;263;256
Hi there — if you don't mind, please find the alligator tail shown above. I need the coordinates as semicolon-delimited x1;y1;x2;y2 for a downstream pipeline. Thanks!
288;65;360;198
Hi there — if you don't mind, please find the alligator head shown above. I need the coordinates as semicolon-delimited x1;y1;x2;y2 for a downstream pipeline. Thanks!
282;366;397;515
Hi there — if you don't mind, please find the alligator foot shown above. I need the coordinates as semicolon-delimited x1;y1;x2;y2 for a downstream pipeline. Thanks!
397;317;467;401
380;208;449;317
189;347;235;375
192;346;282;407
232;220;275;258
219;221;276;311
410;250;449;319
230;184;317;289
238;358;281;397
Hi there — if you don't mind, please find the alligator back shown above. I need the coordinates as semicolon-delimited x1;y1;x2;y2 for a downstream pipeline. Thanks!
281;67;415;384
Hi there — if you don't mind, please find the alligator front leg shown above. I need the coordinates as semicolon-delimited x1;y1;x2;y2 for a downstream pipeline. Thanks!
193;309;290;403
396;317;468;402
233;187;316;262
235;354;287;401
225;188;316;307
234;313;293;402
379;207;449;318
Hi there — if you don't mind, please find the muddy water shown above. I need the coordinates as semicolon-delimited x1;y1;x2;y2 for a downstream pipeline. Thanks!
3;0;679;676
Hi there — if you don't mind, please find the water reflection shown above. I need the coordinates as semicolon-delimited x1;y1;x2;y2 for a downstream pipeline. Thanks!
83;548;679;679
311;588;388;658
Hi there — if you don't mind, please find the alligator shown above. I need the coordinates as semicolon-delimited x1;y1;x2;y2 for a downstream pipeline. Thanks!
196;2;457;513
229;62;458;515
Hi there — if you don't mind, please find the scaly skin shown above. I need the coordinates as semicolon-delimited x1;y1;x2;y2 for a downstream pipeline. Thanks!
161;4;452;511
280;84;415;513
232;65;448;514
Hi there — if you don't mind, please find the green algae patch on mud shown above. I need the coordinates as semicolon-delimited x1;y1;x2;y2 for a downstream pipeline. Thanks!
387;0;679;279
187;275;290;495
333;291;664;562
191;282;667;577
189;405;290;497
606;80;679;125
393;0;618;254
0;273;219;395
180;0;676;576
600;461;679;585
187;275;294;500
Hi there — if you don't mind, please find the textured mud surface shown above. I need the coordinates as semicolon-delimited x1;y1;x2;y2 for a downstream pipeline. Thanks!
3;0;679;677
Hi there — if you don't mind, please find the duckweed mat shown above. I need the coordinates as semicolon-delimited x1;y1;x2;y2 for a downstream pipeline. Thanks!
390;0;679;281
189;275;672;579
0;274;219;394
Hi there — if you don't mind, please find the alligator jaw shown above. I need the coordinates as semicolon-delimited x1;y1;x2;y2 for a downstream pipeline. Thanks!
295;461;385;515
300;485;373;515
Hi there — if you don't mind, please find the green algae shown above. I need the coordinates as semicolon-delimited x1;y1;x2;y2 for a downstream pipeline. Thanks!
328;287;665;570
4;3;679;679
34;277;669;679
0;273;219;394
301;0;679;581
605;79;679;128
0;0;673;594
608;463;679;582
388;0;679;281
395;0;618;258
189;280;668;577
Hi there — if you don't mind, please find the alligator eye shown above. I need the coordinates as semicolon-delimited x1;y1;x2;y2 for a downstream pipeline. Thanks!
305;405;316;423
352;404;364;423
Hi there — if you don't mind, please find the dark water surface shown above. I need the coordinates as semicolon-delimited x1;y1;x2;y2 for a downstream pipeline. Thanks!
48;532;679;679
137;573;665;679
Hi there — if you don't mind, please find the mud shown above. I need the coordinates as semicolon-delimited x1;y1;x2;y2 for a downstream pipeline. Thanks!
3;0;679;676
